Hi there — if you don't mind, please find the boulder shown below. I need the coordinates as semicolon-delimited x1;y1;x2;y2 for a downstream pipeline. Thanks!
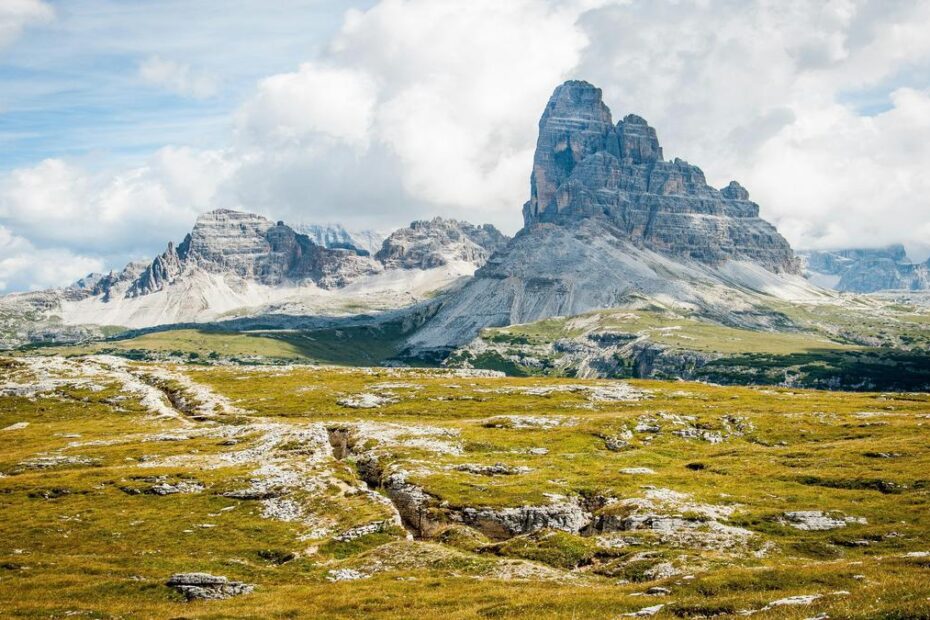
166;573;254;600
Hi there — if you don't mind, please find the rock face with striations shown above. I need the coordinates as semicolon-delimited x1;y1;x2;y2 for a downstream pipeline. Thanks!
407;80;810;352
523;81;798;273
126;209;382;296
376;217;509;270
802;245;930;293
0;209;509;345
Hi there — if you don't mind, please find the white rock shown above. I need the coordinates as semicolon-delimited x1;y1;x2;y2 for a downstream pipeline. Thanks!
767;594;822;607
337;393;398;409
326;569;369;582
624;604;664;617
780;511;865;531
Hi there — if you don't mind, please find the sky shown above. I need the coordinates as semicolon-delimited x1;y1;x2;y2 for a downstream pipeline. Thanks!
1;0;930;292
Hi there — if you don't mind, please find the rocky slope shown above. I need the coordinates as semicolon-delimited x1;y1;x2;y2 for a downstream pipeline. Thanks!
407;81;816;353
375;217;509;270
802;245;930;293
0;211;507;345
294;223;388;255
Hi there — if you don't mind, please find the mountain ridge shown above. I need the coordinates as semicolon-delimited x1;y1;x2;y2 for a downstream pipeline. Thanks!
802;245;930;293
0;211;508;345
407;80;813;353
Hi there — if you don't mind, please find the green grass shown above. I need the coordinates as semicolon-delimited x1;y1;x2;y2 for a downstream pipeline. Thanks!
463;307;930;390
484;309;856;355
34;321;411;366
2;357;930;618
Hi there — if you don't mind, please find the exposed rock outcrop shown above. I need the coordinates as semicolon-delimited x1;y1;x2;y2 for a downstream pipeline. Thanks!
802;245;930;293
407;80;809;353
460;499;591;538
166;573;254;600
523;81;798;273
779;511;867;531
376;217;508;270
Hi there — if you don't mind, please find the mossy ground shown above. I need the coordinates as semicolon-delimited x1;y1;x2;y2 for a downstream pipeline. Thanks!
30;321;411;366
1;358;929;618
463;304;930;390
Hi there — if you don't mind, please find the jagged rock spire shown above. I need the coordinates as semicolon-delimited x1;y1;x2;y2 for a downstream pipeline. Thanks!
525;81;618;222
616;114;662;164
519;80;798;274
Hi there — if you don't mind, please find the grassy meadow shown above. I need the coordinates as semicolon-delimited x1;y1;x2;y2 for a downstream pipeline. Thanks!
1;355;929;618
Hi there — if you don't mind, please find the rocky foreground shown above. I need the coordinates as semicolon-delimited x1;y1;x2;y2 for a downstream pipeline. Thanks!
2;355;929;618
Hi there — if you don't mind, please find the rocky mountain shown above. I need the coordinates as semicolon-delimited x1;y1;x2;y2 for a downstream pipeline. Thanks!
375;217;509;270
0;211;506;345
802;245;930;293
126;210;385;295
293;223;388;255
407;80;816;353
523;82;798;273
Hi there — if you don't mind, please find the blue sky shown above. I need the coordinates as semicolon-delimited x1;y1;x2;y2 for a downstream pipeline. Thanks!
0;0;365;170
1;0;930;292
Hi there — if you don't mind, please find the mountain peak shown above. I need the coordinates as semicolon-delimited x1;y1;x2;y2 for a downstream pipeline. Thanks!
616;113;663;164
527;81;619;221
522;81;797;274
375;217;508;270
542;80;613;125
720;180;750;201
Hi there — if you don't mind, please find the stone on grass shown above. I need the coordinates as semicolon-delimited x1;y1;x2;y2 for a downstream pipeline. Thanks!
326;568;369;582
781;511;866;531
624;604;664;617
166;573;253;600
337;393;398;409
620;467;655;475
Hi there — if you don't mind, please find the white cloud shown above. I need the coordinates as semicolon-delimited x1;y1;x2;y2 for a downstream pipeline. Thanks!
226;0;930;247
4;0;930;292
573;0;930;252
745;86;930;251
0;0;52;50
0;225;102;292
231;0;589;228
237;62;376;147
0;148;234;256
139;55;219;99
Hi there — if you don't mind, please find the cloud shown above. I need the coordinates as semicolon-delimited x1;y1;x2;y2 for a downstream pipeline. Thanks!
230;0;590;229
0;225;102;292
4;0;930;292
572;0;930;252
745;86;930;252
139;55;219;99
0;0;52;50
237;62;377;147
0;148;234;256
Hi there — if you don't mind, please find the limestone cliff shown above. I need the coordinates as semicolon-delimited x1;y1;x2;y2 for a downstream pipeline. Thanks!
523;81;798;274
407;81;814;352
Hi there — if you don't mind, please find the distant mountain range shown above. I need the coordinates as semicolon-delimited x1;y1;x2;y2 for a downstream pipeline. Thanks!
801;245;930;293
2;79;928;387
293;223;389;256
0;212;507;347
